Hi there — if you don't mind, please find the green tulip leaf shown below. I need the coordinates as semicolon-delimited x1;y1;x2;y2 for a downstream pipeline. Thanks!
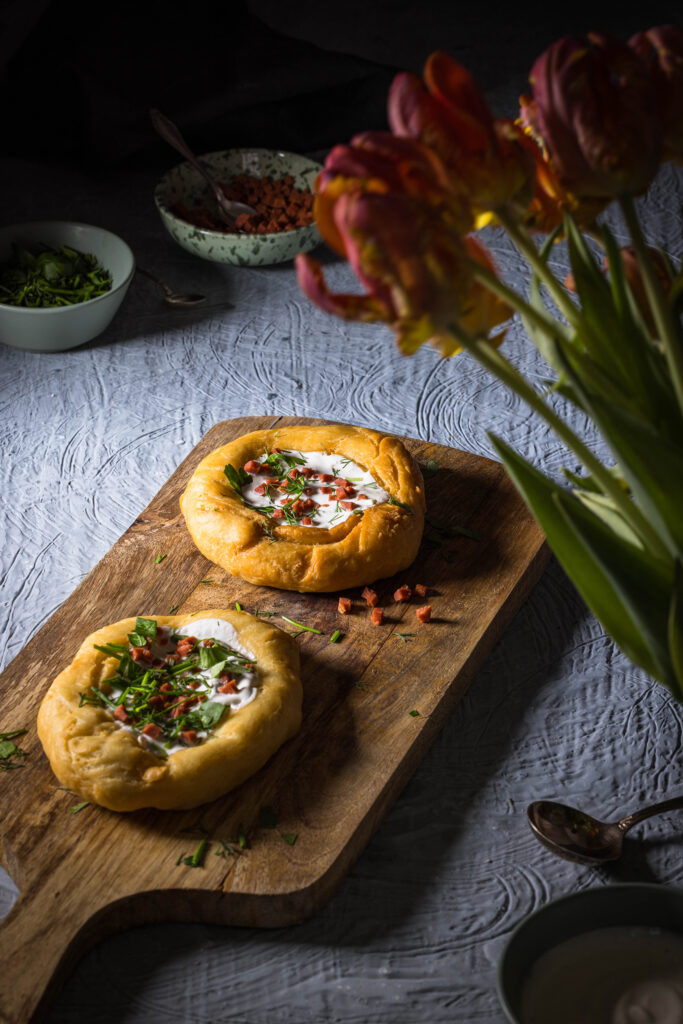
490;434;673;687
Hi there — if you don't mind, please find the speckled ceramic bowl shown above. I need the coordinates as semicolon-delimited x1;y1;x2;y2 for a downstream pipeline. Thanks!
0;221;135;353
154;149;323;266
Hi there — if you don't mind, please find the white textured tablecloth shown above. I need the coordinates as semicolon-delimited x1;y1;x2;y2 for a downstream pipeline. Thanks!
1;154;683;1023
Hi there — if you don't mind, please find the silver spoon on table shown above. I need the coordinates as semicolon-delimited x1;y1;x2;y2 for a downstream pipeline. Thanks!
527;795;683;865
150;108;256;226
136;267;206;308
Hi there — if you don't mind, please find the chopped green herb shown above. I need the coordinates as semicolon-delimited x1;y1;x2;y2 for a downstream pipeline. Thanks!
154;554;167;564
387;497;414;515
135;617;158;639
352;680;367;691
168;605;180;614
215;840;243;858
421;459;439;479
281;833;298;846
237;824;250;850
127;632;147;648
255;610;276;617
182;837;208;868
235;601;243;612
394;632;416;643
187;701;225;730
280;616;322;634
408;709;420;718
224;463;252;497
199;579;214;586
0;729;27;771
329;630;342;644
69;801;90;813
0;242;112;308
258;805;279;829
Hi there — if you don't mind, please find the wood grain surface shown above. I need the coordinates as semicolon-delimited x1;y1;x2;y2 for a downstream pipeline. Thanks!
0;416;549;1024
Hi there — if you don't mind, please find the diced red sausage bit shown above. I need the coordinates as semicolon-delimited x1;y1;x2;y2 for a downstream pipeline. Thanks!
273;447;282;453
148;695;165;709
181;729;199;745
141;722;162;739
338;596;352;614
336;486;348;499
334;477;347;487
291;499;305;516
394;585;412;602
202;640;214;647
414;583;428;598
114;704;128;722
187;680;200;689
345;486;357;498
272;509;284;519
254;483;266;496
358;493;368;501
265;477;280;486
371;607;384;626
321;486;332;495
302;516;313;525
288;468;300;479
152;657;166;669
318;473;333;482
301;467;313;478
160;682;174;693
218;678;237;694
131;645;151;662
243;460;263;474
340;500;356;511
362;587;378;607
278;482;289;491
416;605;432;623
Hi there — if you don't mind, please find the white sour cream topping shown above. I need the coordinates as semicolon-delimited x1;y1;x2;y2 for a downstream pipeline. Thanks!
110;618;258;757
241;449;390;529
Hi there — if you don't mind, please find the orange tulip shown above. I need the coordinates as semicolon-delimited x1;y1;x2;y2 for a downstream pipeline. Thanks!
295;191;510;356
388;51;535;216
630;25;683;164
522;32;661;200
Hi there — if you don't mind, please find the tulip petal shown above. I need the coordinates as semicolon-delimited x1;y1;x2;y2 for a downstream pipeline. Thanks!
294;254;387;323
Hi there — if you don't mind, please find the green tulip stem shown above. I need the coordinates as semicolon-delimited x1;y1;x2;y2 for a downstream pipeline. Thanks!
619;194;683;416
469;261;569;342
449;322;671;561
495;207;585;333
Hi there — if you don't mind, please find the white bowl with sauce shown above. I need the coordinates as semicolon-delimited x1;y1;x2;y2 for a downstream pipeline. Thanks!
498;884;683;1024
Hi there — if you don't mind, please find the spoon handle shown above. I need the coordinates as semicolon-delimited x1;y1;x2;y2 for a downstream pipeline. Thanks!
618;794;683;833
150;108;225;209
136;266;171;297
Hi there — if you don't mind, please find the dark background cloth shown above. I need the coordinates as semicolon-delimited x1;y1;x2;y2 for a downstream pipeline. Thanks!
1;0;681;170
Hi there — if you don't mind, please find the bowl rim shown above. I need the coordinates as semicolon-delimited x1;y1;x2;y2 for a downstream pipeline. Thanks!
154;148;322;242
496;882;683;1023
0;220;136;315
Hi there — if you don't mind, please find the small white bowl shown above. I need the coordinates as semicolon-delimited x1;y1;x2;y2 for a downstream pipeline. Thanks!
154;148;322;266
0;221;135;353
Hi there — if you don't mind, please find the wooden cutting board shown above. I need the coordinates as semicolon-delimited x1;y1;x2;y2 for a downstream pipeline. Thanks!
0;416;549;1023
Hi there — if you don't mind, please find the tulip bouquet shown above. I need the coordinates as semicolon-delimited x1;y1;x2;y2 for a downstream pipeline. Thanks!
295;27;683;697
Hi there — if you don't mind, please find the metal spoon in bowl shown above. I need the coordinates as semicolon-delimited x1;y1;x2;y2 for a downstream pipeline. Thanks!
150;108;256;226
136;266;206;308
527;795;683;865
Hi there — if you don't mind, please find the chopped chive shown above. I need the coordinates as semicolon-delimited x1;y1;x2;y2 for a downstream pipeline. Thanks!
255;610;276;617
280;616;322;634
281;833;298;846
154;554;167;564
235;601;242;611
394;633;415;643
182;837;208;868
329;630;342;644
421;459;439;479
237;824;250;850
352;680;367;691
69;801;90;813
168;604;180;614
199;579;214;586
408;709;420;717
387;497;414;515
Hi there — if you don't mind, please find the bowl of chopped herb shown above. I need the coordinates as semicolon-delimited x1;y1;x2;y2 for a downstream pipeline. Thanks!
0;221;135;352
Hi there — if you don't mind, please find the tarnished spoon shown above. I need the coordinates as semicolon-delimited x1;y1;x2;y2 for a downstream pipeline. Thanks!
136;266;206;308
527;795;683;865
150;108;256;226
